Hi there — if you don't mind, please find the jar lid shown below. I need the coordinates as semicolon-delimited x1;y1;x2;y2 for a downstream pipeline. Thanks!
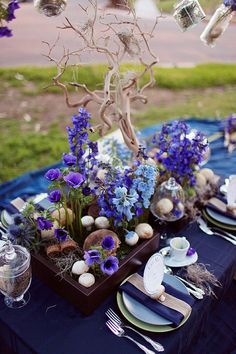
0;243;30;278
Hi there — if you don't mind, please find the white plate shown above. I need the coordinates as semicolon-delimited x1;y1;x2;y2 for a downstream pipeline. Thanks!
122;273;188;326
0;240;5;249
206;207;236;226
160;246;198;268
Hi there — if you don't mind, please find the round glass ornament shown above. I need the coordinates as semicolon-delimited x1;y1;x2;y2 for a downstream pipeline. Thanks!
150;177;185;222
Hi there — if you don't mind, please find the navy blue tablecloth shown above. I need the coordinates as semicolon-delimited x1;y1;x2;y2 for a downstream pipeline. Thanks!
0;118;236;354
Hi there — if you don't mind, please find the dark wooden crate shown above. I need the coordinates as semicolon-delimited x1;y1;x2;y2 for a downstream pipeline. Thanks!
31;233;160;315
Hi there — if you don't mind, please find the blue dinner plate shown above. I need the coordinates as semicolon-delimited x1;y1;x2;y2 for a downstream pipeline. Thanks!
122;273;188;326
206;207;236;226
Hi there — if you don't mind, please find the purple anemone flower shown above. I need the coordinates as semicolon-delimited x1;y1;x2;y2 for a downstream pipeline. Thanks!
64;171;85;188
45;168;61;181
100;256;119;275
54;228;68;242
63;153;76;166
0;27;12;38
37;217;53;231
7;0;20;21
84;250;101;266
101;236;115;251
48;190;61;203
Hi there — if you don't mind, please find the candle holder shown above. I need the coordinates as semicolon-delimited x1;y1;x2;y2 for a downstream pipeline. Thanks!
173;0;206;32
34;0;67;17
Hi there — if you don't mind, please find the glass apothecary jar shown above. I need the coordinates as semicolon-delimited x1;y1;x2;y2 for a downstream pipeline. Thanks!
0;242;31;309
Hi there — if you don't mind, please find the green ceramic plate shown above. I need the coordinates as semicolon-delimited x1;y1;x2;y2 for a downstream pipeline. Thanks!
203;209;236;231
116;291;191;333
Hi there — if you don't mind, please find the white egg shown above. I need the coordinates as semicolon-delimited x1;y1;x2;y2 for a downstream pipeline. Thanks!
78;273;95;288
156;198;173;215
72;260;89;275
135;223;154;239
95;216;110;229
125;232;139;246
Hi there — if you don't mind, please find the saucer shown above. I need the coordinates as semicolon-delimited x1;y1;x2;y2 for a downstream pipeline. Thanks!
159;246;198;268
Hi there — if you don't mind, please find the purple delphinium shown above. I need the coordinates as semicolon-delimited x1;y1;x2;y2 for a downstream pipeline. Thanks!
84;249;101;266
0;26;12;37
48;189;61;203
100;256;119;275
7;0;20;21
224;0;236;11
62;153;76;166
37;217;53;231
45;168;61;181
54;228;68;242
101;236;115;251
223;114;236;134
152;121;208;187
66;107;98;176
64;171;85;188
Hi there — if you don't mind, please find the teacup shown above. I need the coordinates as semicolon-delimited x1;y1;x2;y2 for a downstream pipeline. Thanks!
170;237;190;262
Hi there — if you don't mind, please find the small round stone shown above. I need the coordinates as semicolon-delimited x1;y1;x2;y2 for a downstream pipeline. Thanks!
78;273;95;288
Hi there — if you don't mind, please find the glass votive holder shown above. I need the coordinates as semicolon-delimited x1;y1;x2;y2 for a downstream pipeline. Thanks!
34;0;67;17
173;0;206;32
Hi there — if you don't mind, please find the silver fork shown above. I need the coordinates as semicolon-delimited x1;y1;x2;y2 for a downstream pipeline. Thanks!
198;218;236;245
106;308;164;352
106;320;156;354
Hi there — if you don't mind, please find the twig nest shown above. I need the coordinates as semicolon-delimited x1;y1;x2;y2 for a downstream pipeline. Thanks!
135;223;153;239
199;168;215;183
81;215;94;231
46;244;61;258
125;231;139;246
72;260;89;275
195;172;207;188
60;239;78;254
78;273;95;288
83;229;120;254
156;198;173;215
51;208;74;226
96;169;107;181
95;216;110;229
41;221;58;240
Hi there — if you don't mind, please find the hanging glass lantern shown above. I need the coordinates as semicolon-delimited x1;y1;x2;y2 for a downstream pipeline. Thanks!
34;0;67;17
200;3;234;47
173;0;206;32
150;177;185;222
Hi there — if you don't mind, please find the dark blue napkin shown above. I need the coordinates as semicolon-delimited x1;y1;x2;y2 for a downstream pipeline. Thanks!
120;280;194;327
206;195;236;221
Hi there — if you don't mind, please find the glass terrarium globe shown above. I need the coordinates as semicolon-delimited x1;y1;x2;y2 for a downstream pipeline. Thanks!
0;242;31;309
34;0;67;17
150;177;185;222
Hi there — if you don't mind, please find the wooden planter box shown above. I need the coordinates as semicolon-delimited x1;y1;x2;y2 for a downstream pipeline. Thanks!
31;233;160;315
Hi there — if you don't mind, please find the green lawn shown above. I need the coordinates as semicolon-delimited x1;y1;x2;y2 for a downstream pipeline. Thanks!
1;63;236;94
0;64;236;182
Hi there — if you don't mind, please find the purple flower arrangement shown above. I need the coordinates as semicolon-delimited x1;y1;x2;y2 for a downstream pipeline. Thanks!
84;235;119;276
43;108;98;240
151;120;208;189
222;114;236;153
97;162;158;227
0;0;20;38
